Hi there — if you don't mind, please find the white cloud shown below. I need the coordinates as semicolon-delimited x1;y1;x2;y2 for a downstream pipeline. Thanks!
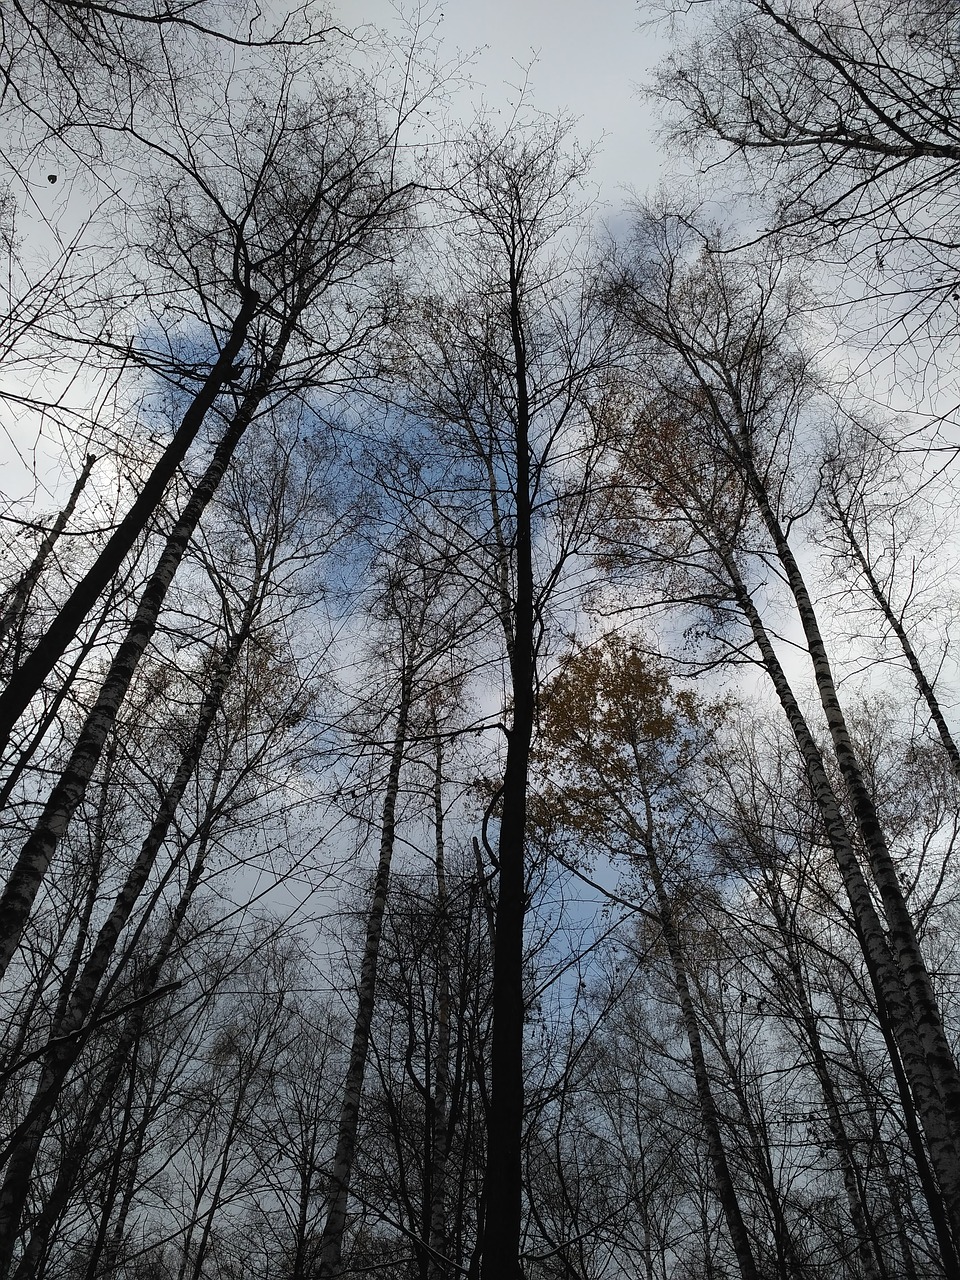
332;0;665;204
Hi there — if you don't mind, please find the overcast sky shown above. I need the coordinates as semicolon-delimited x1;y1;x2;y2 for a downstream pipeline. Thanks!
331;0;667;209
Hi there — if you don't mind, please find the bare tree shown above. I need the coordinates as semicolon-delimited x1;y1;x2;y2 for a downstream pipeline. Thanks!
384;118;619;1279
603;215;960;1263
0;55;414;986
652;0;960;348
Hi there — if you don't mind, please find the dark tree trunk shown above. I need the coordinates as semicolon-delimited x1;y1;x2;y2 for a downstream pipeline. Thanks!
0;321;292;983
643;838;761;1280
0;292;258;751
428;732;453;1280
316;679;411;1279
0;605;257;1263
0;452;96;658
763;890;888;1280
479;258;535;1280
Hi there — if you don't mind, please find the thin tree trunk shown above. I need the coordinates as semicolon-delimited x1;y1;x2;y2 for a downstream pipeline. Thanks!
717;537;960;1257
9;1018;146;1280
0;615;255;1261
830;498;960;777
0;292;258;751
0;758;225;1276
0;322;292;983
79;1021;144;1280
642;836;761;1280
738;443;960;1174
0;580;127;810
0;453;96;655
764;891;887;1280
316;678;411;1279
289;1140;320;1280
186;1061;266;1280
48;734;117;1032
92;1068;156;1280
838;1011;923;1280
428;731;453;1280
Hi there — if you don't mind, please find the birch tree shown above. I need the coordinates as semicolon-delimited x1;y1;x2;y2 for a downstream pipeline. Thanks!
603;217;960;1263
0;55;413;986
652;0;960;347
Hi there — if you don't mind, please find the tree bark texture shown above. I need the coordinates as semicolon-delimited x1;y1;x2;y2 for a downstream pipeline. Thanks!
717;538;960;1258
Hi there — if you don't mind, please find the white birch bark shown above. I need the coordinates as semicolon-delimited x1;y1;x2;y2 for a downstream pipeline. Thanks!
735;439;960;1159
716;537;960;1247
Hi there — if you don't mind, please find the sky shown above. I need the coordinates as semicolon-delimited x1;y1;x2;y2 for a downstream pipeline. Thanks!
1;0;667;504
331;0;667;210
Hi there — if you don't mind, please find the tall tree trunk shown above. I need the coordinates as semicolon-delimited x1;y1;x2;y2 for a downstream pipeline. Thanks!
0;607;256;1263
763;889;888;1280
9;1017;146;1280
835;1004;924;1280
316;677;411;1279
0;292;258;751
737;441;960;1166
642;837;761;1280
716;536;960;1258
0;453;96;657
77;1018;145;1280
0;321;293;983
0;581;126;810
428;732;453;1280
480;259;535;1280
0;745;226;1277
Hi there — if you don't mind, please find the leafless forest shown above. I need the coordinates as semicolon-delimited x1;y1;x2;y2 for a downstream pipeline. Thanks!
1;2;959;1278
